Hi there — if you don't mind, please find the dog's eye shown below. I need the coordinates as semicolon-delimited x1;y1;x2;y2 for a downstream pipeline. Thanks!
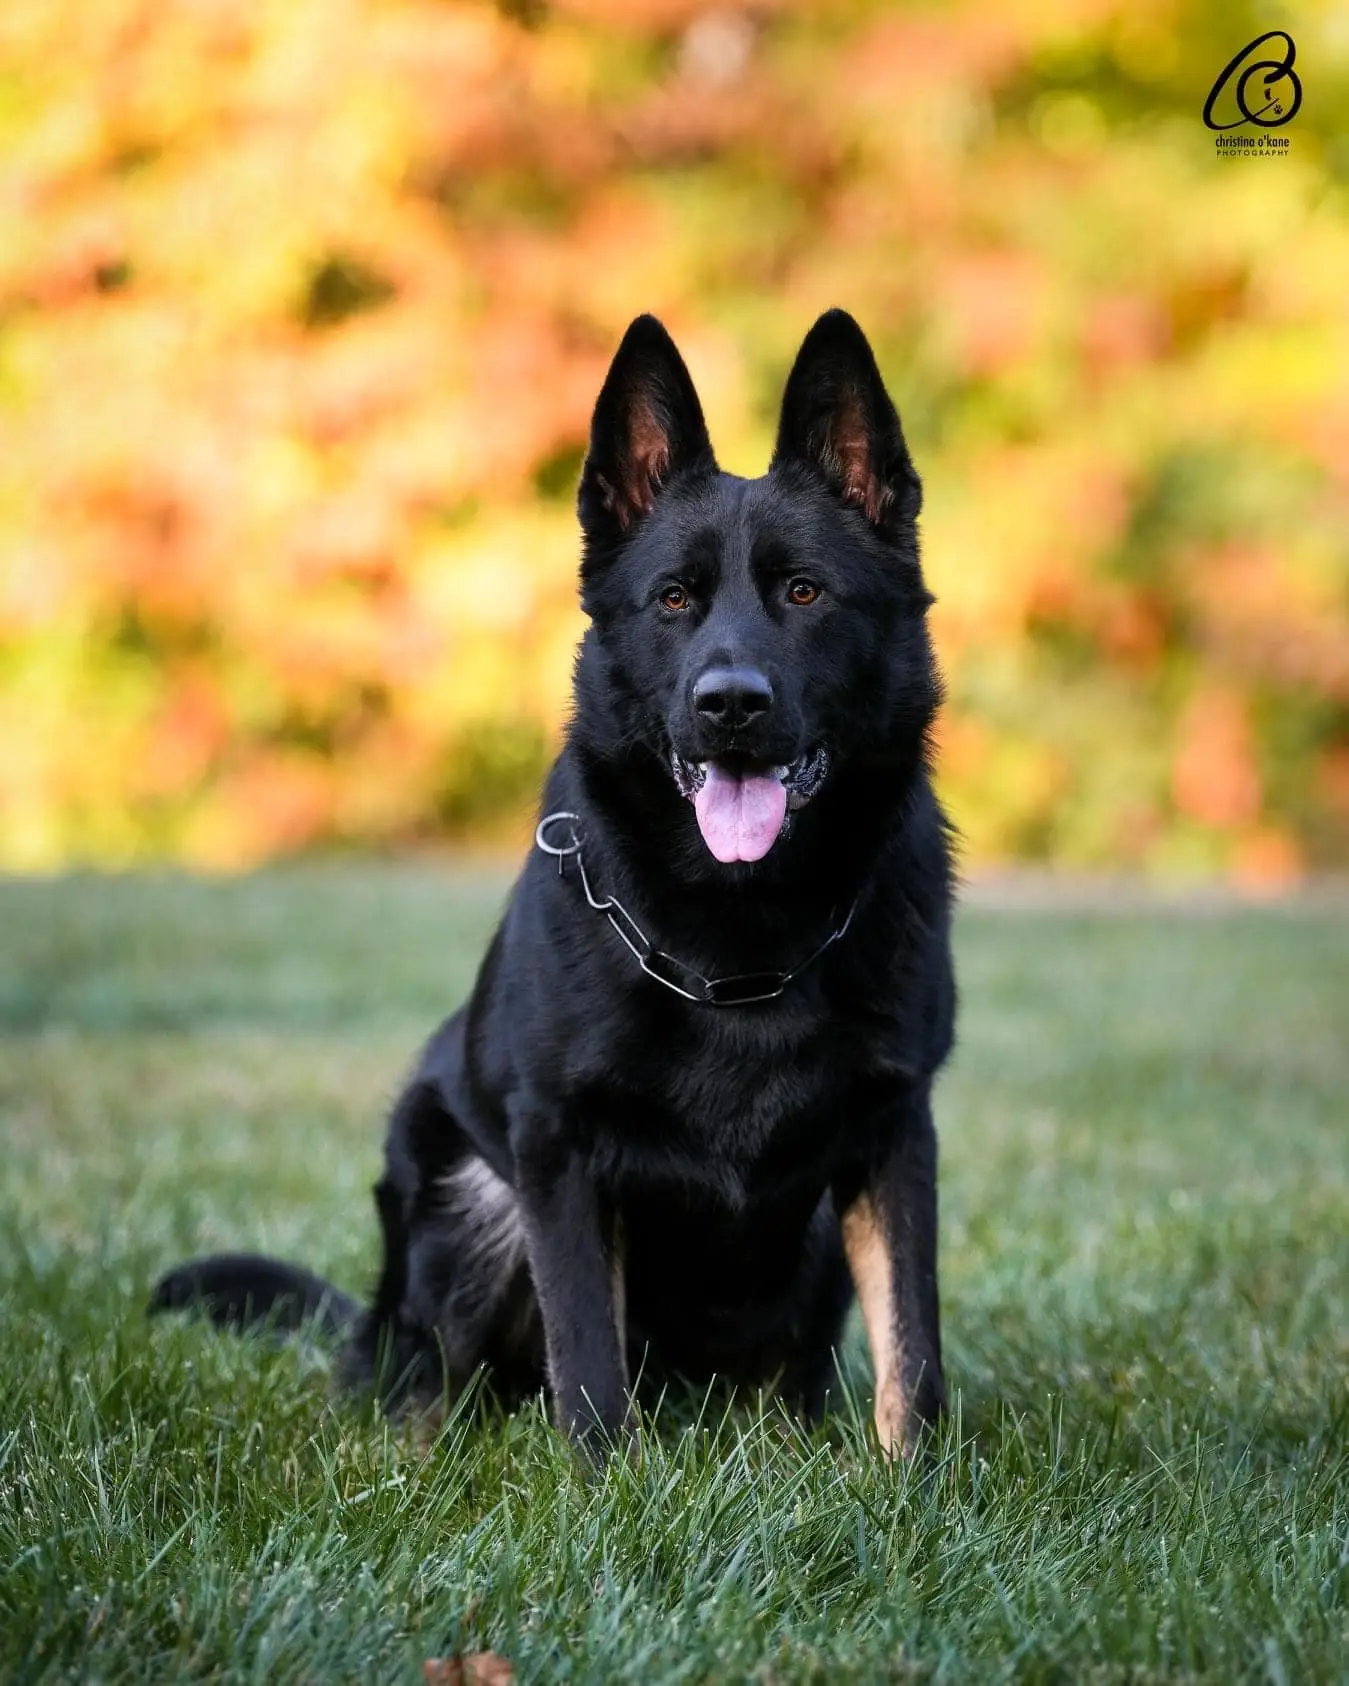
787;579;820;607
660;585;690;612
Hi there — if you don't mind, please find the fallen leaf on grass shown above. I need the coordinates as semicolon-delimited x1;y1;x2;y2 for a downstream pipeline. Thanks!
423;1653;514;1686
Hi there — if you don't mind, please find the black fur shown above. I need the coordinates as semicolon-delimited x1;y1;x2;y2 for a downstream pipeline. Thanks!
152;309;956;1455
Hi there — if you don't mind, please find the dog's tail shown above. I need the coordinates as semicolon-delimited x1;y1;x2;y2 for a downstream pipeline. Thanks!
149;1253;360;1340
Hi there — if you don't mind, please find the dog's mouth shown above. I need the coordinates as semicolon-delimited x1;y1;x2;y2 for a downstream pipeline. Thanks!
670;746;831;863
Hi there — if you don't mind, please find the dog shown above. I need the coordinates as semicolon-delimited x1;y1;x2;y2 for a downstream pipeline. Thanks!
152;308;956;1458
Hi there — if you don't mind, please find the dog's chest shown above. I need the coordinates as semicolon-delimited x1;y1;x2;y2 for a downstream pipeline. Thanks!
585;1001;846;1209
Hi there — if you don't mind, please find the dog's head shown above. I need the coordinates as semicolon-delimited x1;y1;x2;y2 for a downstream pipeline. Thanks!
573;310;938;867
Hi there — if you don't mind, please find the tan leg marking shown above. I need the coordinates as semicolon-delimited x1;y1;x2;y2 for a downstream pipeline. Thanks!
840;1191;906;1455
610;1212;629;1390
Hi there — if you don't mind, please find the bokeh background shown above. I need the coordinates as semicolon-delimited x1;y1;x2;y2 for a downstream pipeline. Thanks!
2;0;1346;877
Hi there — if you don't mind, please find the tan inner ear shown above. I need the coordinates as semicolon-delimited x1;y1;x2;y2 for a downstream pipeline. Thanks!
840;1191;907;1454
827;392;892;525
593;396;673;531
623;397;672;523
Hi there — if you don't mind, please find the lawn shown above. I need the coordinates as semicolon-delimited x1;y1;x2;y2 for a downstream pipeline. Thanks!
1;868;1346;1684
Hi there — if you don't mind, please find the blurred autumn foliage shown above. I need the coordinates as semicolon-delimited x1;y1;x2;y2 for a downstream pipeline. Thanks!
2;0;1347;877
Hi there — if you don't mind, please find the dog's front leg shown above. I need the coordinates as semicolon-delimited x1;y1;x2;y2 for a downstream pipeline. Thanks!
837;1084;946;1457
514;1139;628;1451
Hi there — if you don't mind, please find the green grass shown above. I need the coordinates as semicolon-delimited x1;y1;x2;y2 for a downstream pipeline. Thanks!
2;868;1346;1684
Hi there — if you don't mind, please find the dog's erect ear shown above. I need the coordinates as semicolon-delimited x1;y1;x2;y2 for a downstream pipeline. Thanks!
771;309;921;529
578;315;716;540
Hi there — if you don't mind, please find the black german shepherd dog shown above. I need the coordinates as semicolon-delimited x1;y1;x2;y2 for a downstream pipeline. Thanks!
152;308;956;1458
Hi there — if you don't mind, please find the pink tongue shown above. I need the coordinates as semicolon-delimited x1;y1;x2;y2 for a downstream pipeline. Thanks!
692;764;788;863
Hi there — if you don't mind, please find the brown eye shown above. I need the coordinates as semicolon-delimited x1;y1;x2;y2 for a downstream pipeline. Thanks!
787;578;819;606
660;585;690;612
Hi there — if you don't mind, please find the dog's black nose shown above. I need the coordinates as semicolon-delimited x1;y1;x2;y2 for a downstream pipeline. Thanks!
692;666;774;729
